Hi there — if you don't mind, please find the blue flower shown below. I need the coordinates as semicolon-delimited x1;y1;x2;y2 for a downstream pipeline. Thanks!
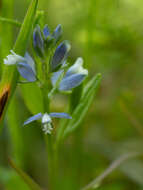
33;24;63;57
4;50;37;82
33;25;45;57
43;24;62;44
23;112;72;134
51;57;88;91
43;25;50;39
52;24;62;44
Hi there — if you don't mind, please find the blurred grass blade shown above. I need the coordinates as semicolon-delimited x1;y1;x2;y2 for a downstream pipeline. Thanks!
0;0;38;124
13;0;38;54
119;100;143;137
8;158;42;190
88;126;143;187
0;17;21;27
0;0;14;75
58;73;101;141
82;152;140;190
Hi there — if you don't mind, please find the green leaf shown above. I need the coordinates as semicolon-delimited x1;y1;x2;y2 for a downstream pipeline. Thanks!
21;83;44;115
13;0;38;55
60;73;101;140
0;0;38;125
69;84;83;114
7;95;25;167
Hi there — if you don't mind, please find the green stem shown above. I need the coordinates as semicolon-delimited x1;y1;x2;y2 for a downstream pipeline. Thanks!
42;92;56;189
40;57;57;189
0;16;21;27
44;134;55;188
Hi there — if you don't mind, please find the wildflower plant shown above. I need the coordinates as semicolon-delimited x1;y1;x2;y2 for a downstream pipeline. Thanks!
0;0;101;189
4;22;91;136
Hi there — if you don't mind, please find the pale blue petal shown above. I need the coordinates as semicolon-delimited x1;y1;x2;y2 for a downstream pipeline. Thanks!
23;113;43;126
59;74;86;91
43;25;50;38
33;25;44;57
24;53;36;74
50;41;71;72
52;24;62;43
49;112;72;119
33;25;43;48
51;70;64;86
17;62;36;82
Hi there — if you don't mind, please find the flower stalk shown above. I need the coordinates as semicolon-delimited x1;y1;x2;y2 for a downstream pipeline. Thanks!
0;3;102;187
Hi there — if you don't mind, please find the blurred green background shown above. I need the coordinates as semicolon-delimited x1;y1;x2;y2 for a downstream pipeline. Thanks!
1;0;143;189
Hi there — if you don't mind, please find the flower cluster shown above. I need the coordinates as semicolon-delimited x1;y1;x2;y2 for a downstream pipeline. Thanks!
4;24;88;134
33;24;62;58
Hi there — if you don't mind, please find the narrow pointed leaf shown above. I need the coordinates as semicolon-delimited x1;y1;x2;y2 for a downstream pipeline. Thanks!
63;73;101;138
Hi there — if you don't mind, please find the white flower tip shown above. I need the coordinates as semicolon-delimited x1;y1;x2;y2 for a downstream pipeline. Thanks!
81;68;88;75
71;57;88;76
4;50;25;65
76;57;88;75
4;55;16;65
42;113;52;124
42;123;53;134
10;50;16;55
75;57;84;66
65;41;71;51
